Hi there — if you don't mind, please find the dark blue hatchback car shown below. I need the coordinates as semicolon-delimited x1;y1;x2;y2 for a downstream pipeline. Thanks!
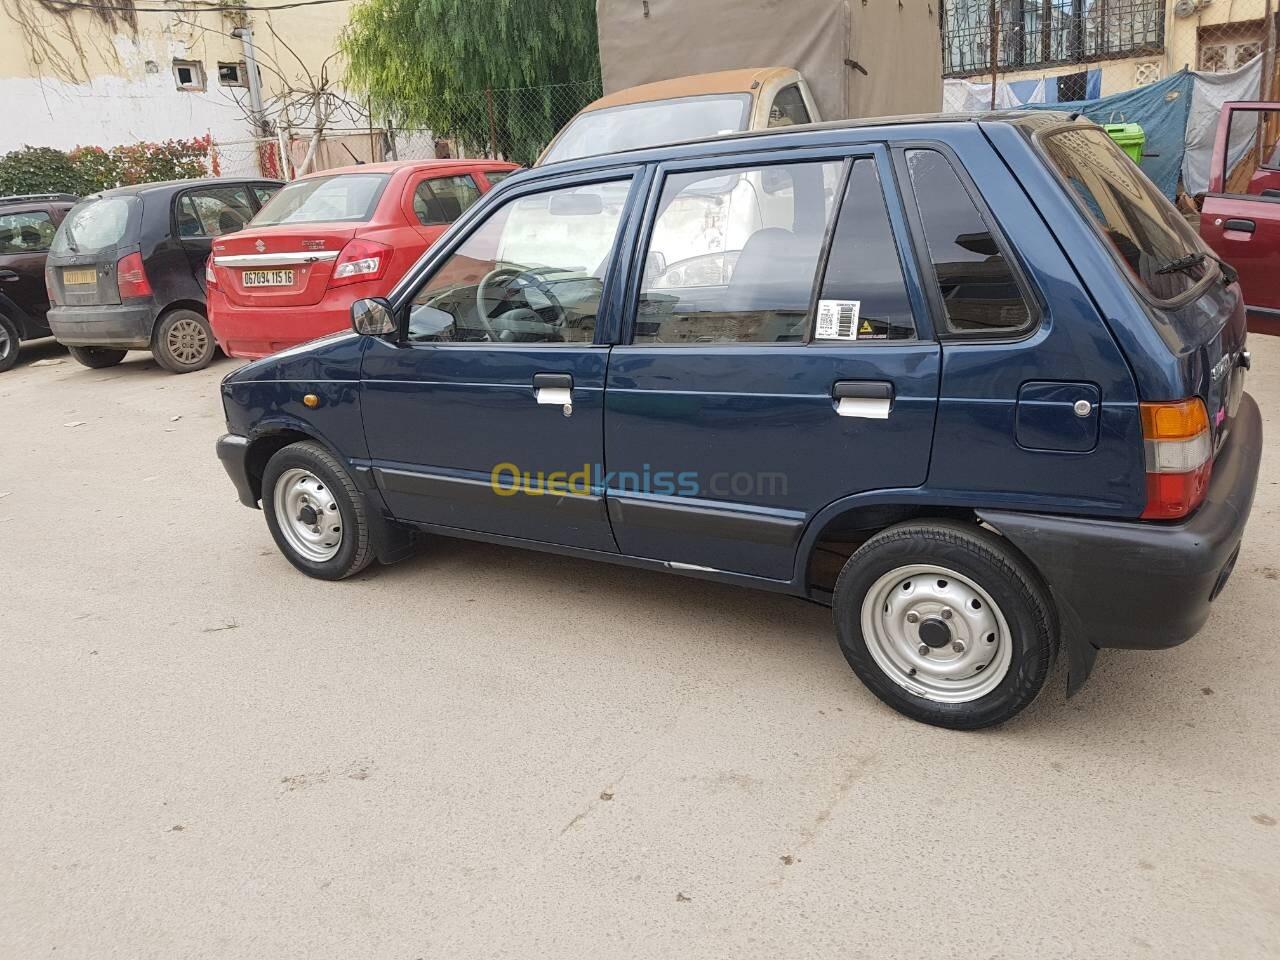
217;112;1261;729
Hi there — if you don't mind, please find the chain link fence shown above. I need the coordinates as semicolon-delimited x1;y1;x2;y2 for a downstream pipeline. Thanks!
205;80;602;181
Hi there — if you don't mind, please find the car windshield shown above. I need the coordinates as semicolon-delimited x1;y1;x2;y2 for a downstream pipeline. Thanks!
51;196;136;255
1038;126;1210;302
251;173;390;226
542;93;753;164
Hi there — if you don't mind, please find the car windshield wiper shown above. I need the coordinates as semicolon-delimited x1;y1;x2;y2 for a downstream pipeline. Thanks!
1154;250;1238;285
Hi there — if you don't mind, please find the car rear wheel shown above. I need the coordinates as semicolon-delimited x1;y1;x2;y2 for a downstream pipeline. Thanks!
261;441;374;581
0;314;18;373
152;308;215;374
832;521;1057;730
68;345;127;369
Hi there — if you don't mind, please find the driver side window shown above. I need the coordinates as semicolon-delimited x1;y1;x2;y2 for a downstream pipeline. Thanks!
408;178;632;344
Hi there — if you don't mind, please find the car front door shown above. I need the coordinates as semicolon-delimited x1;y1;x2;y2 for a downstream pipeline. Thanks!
360;169;643;551
1201;102;1280;326
603;148;941;581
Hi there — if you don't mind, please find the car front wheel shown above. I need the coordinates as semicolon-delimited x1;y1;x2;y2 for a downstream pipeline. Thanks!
261;441;375;581
832;521;1057;730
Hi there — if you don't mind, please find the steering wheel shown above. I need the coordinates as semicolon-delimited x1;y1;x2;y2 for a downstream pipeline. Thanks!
475;264;567;339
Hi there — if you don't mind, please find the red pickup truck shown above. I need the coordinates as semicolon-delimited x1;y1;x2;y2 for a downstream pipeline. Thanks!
1200;100;1280;335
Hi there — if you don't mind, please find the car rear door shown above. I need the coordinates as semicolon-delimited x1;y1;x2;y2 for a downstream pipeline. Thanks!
0;204;58;327
1200;102;1280;326
173;183;256;291
602;146;940;582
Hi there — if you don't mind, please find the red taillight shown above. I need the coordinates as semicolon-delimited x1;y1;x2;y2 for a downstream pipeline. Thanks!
116;251;152;299
329;239;391;288
205;257;217;289
1140;399;1213;520
45;271;57;306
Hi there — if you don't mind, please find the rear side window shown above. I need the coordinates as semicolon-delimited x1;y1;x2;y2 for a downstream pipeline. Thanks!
906;149;1033;334
635;160;842;344
252;173;389;226
817;158;916;341
1039;127;1209;301
413;174;480;226
51;197;136;255
768;85;811;128
176;185;254;238
484;169;516;186
0;210;55;254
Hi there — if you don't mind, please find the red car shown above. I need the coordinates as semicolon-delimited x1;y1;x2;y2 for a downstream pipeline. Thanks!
1200;100;1280;336
207;159;518;358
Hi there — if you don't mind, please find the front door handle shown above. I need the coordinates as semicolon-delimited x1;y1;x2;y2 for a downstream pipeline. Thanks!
832;380;893;419
1224;218;1256;234
0;269;18;282
533;372;573;408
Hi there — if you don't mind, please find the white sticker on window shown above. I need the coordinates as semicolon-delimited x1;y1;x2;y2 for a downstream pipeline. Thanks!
815;299;861;340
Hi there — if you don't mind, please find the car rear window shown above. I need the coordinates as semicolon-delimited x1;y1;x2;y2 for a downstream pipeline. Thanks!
542;94;753;164
251;173;390;226
1039;126;1211;302
51;196;136;255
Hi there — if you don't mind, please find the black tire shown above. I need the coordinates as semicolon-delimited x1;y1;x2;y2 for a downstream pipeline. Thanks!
68;345;127;369
832;520;1057;730
0;314;18;373
152;308;215;374
261;441;375;581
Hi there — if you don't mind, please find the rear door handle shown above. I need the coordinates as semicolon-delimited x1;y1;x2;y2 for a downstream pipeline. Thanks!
832;380;893;419
533;372;573;407
1224;218;1256;234
0;269;18;282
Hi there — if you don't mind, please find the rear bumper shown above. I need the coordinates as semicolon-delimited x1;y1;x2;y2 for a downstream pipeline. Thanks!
981;391;1262;653
209;291;349;359
216;433;258;508
48;303;156;349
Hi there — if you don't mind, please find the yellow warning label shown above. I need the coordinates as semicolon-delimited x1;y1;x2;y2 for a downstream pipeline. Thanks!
859;320;874;334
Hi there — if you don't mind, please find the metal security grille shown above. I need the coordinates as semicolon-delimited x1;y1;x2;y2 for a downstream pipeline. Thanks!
943;0;1166;78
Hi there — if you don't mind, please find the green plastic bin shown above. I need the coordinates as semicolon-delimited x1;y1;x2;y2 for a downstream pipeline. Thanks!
1104;123;1146;163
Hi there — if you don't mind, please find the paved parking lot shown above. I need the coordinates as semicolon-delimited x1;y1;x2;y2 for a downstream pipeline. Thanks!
2;336;1279;959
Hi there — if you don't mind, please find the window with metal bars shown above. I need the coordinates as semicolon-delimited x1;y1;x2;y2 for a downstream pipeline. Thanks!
942;0;1165;78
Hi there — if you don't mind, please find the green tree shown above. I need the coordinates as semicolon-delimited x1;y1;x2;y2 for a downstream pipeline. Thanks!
343;0;601;165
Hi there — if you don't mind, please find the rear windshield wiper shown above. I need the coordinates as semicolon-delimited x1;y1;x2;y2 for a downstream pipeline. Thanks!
1155;250;1238;285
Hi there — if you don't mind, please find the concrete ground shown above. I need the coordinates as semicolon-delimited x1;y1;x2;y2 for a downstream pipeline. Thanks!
1;335;1278;960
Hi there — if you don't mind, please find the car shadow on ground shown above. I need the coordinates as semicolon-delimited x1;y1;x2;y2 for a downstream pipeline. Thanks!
358;532;1125;735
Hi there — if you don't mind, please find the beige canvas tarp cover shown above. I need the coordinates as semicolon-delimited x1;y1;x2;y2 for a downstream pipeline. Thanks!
597;0;941;120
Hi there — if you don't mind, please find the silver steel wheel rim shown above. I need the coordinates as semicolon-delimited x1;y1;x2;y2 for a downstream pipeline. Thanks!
860;563;1013;703
166;317;209;365
0;324;11;361
273;468;343;562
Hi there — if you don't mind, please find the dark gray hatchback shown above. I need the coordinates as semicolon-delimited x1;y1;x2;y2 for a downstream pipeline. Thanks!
46;177;280;373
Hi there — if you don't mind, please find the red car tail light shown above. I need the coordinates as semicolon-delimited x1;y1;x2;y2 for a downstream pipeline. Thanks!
205;256;218;289
116;251;152;299
46;271;58;306
329;239;392;288
1140;399;1212;520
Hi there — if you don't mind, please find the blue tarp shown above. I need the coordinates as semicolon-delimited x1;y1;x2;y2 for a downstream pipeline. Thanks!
1025;69;1194;199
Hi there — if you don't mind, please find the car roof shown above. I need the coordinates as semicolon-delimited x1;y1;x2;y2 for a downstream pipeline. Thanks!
535;109;1070;173
295;158;519;179
583;68;798;113
87;176;280;200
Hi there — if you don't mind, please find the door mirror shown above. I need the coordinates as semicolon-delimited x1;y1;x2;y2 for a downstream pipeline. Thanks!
351;297;396;336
